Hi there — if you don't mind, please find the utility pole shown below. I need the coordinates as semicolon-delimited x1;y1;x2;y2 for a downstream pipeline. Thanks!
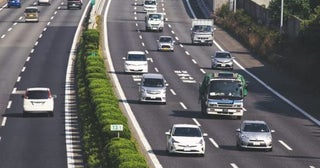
280;0;284;33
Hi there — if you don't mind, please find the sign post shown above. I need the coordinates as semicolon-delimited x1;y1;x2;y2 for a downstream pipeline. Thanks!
110;124;123;138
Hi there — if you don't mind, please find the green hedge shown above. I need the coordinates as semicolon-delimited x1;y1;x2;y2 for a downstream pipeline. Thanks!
76;27;148;167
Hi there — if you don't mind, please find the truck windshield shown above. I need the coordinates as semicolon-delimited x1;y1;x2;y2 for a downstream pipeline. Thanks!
209;80;242;99
193;25;212;32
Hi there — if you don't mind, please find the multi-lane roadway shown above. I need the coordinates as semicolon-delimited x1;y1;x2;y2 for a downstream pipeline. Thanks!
0;0;86;167
105;0;320;167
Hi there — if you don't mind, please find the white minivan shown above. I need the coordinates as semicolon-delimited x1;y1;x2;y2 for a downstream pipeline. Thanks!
123;51;148;73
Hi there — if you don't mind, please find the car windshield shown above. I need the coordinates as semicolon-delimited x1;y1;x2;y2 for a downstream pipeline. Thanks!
173;127;201;137
159;37;172;43
127;54;146;61
143;78;164;87
26;91;49;99
145;0;156;5
215;52;231;59
209;80;242;98
149;14;161;20
243;123;270;132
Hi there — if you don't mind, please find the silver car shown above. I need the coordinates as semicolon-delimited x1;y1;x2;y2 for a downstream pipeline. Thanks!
236;120;274;151
139;73;167;104
211;51;234;70
157;36;175;52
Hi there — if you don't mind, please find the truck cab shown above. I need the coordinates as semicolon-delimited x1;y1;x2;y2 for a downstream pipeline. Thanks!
191;19;215;46
199;72;248;119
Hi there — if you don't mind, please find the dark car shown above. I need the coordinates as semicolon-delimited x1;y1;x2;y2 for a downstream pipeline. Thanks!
67;0;82;9
7;0;21;8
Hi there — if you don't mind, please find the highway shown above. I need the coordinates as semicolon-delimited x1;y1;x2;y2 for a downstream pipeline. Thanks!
105;0;320;167
0;0;86;167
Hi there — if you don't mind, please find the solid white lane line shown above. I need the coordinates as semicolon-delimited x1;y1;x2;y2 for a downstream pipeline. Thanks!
230;163;239;168
7;101;12;109
170;89;176;95
209;138;219;148
278;140;293;151
192;118;201;126
179;102;187;109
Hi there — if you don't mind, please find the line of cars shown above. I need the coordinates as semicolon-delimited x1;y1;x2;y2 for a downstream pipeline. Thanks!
129;0;275;157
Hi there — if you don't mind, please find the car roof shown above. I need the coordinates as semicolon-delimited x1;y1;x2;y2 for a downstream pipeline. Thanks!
27;87;50;91
172;124;200;128
242;120;267;125
127;51;145;55
25;6;38;9
142;73;164;79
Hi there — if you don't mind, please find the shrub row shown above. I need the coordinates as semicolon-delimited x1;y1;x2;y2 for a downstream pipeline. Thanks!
76;28;148;167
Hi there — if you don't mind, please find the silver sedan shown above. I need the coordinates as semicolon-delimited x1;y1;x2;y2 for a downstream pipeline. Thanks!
236;120;274;151
211;51;234;70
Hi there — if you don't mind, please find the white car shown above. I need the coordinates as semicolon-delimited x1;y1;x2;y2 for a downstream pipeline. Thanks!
139;73;167;104
143;0;157;12
38;0;50;5
211;51;234;70
22;87;55;116
157;36;175;52
123;51;148;73
166;124;207;156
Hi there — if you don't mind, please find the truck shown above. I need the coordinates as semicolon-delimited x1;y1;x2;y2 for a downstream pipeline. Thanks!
191;19;215;46
199;72;248;119
145;12;165;32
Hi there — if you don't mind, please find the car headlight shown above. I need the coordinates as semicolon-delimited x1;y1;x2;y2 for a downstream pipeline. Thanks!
197;139;204;145
240;134;249;140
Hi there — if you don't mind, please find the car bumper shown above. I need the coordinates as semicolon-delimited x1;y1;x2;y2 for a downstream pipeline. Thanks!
124;66;148;73
212;63;233;69
206;108;243;116
139;93;166;103
168;144;205;154
238;140;272;150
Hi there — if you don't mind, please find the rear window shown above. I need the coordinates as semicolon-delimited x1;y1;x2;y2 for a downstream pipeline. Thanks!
26;91;50;99
25;8;38;13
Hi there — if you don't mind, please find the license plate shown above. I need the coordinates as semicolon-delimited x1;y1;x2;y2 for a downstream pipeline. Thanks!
150;96;156;99
253;142;260;146
221;63;226;67
184;147;191;151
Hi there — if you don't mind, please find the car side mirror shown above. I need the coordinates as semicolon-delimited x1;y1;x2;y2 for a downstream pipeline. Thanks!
52;95;57;98
165;131;170;136
203;133;208;137
271;130;275;133
122;57;126;60
236;128;241;132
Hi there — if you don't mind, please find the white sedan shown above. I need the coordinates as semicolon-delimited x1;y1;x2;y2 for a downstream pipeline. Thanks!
157;36;175;52
166;124;207;156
